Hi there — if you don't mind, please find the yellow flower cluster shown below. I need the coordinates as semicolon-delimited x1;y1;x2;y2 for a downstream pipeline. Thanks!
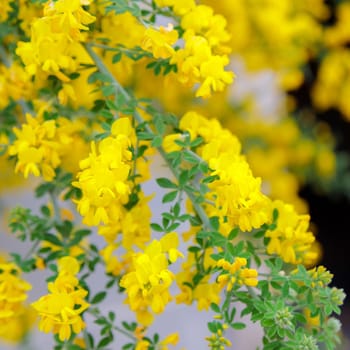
16;0;95;81
176;248;221;311
120;233;182;325
0;62;33;109
98;193;152;249
97;12;145;86
312;48;350;121
73;118;134;226
9;114;83;181
164;110;270;232
144;2;234;98
141;24;178;59
0;261;32;341
216;257;258;290
31;256;89;341
202;0;327;89
266;200;317;265
225;115;337;213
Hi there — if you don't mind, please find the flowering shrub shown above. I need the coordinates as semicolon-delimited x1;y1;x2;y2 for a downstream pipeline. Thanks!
0;0;347;349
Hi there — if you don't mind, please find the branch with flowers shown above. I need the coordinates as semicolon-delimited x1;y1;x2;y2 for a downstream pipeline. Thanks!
0;0;347;349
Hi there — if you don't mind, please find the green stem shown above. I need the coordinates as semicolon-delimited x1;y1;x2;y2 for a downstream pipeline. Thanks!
49;190;62;224
23;239;40;261
83;329;93;350
112;325;137;342
84;43;213;231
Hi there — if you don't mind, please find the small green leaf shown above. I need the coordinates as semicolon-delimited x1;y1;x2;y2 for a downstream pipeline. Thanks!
156;177;177;189
151;135;162;147
210;303;220;313
162;190;178;203
43;233;62;247
232;322;246;330
112;52;122;63
228;227;239;240
150;223;163;232
97;336;112;349
91;291;107;304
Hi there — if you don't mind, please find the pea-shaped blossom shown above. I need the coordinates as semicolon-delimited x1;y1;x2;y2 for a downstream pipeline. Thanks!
16;0;95;81
0;261;32;338
265;200;316;264
141;24;178;59
31;257;89;341
208;154;270;232
216;257;258;291
8;114;78;181
120;233;183;325
73;118;134;226
163;111;270;232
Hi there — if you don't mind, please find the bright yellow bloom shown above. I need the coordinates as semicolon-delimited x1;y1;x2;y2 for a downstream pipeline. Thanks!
181;5;231;53
217;257;258;290
266;200;316;264
16;0;95;81
0;261;32;342
47;0;96;41
73;118;134;226
9;115;82;181
142;24;178;59
0;63;33;109
120;235;182;325
208;154;270;232
31;257;89;341
196;55;234;98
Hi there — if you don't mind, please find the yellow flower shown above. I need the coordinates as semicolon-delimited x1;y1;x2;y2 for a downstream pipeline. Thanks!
196;55;234;98
31;257;89;341
73;118;134;226
0;260;33;343
159;332;179;349
266;200;316;264
217;257;258;290
120;237;181;325
141;24;178;59
9;115;82;181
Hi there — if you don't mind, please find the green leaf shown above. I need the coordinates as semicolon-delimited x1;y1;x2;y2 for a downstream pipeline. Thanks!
232;322;246;330
35;182;55;197
40;205;51;217
162;190;178;203
112;52;122;63
210;303;220;313
207;321;218;333
97;336;112;349
150;223;163;232
91;291;107;304
183;151;199;164
151;135;162;147
209;216;220;231
156;177;178;189
101;85;116;96
253;230;265;239
43;233;62;247
228;227;239;240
